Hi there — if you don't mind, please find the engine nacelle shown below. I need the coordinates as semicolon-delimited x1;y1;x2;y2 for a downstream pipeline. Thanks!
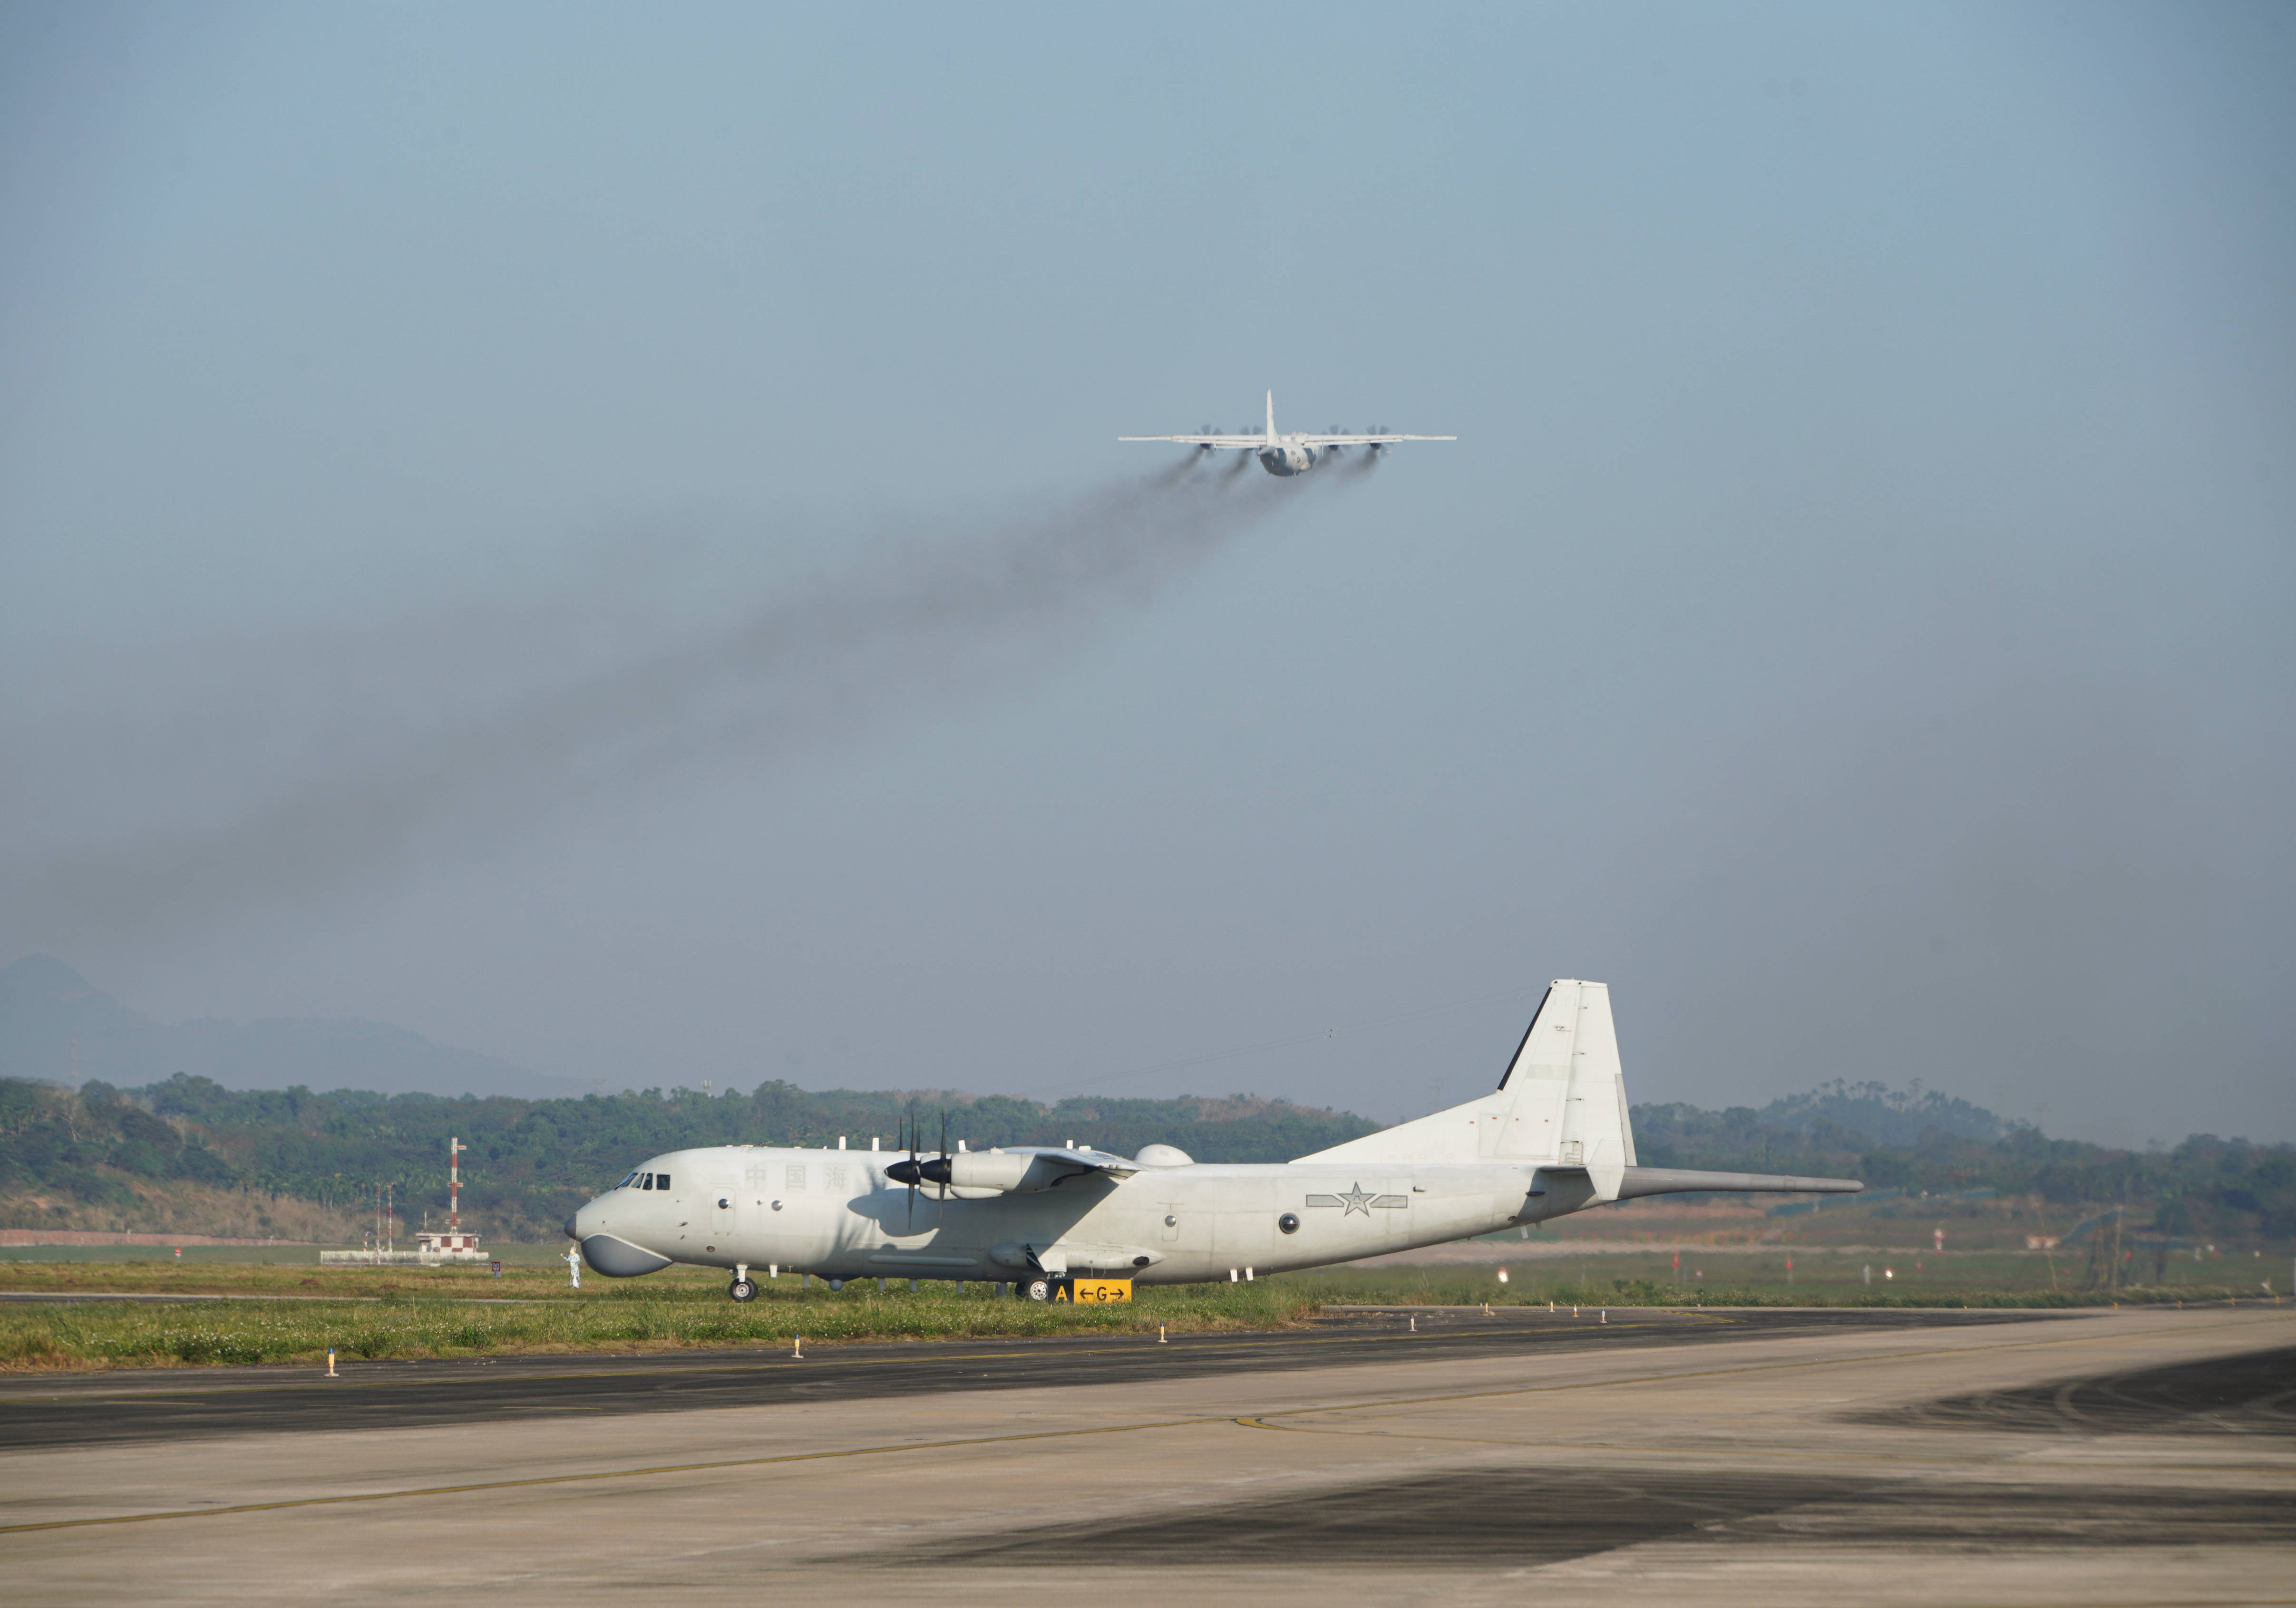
900;1149;1088;1193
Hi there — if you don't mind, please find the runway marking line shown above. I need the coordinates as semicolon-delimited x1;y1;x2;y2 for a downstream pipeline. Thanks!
1;1311;2281;1538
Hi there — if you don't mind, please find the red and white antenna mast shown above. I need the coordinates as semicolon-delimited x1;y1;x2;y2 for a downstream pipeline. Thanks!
448;1137;466;1234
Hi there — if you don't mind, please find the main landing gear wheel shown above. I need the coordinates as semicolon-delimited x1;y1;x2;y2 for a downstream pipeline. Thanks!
1022;1278;1053;1303
728;1278;759;1303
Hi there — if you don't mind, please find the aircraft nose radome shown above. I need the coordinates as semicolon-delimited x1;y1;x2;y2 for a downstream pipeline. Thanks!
562;1211;580;1241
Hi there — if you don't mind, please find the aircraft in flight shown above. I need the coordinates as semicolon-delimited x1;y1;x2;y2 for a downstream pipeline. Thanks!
1121;391;1455;476
565;980;1863;1301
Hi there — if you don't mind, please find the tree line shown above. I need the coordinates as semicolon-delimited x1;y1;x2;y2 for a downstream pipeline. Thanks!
1;1074;2288;1244
0;1074;1379;1239
1632;1101;2294;1243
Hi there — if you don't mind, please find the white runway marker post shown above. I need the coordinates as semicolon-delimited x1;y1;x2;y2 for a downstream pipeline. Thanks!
325;1348;337;1378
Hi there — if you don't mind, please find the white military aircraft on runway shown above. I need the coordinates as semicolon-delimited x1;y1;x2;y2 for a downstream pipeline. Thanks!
566;980;1863;1301
1121;391;1455;476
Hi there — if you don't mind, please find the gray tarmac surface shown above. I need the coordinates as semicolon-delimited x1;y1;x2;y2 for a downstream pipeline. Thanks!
1;1303;2291;1605
0;1305;2040;1449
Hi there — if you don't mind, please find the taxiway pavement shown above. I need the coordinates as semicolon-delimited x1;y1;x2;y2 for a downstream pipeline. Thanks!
1;1304;2289;1605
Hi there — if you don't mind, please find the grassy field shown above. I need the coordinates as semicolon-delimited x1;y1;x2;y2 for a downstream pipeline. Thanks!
0;1250;2282;1371
0;1267;1316;1370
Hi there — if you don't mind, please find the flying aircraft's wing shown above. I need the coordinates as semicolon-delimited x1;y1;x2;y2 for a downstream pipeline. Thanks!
1118;433;1459;447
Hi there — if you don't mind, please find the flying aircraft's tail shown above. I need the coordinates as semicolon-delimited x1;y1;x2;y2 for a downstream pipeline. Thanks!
1293;980;1862;1205
1265;390;1276;444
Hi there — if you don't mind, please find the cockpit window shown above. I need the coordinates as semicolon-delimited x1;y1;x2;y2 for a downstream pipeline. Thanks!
618;1171;640;1189
641;1173;654;1190
655;1173;670;1190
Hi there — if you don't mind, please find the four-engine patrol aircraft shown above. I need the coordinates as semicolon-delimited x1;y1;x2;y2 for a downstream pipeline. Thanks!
566;980;1863;1301
1121;390;1455;476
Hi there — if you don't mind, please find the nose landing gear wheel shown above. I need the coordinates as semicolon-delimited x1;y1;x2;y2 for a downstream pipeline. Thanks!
728;1278;759;1303
1022;1277;1052;1302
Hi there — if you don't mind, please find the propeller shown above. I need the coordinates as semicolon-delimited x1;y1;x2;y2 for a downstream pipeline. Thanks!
883;1106;923;1226
886;1108;958;1221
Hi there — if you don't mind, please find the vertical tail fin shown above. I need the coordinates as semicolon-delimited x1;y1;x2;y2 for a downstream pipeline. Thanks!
1294;979;1637;1198
1497;979;1636;1182
1265;390;1276;443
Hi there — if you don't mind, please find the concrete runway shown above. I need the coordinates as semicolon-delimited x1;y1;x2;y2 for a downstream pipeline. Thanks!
1;1304;2290;1605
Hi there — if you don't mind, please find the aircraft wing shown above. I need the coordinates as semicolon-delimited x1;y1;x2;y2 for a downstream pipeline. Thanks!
903;1145;1139;1194
1294;433;1457;446
1117;434;1268;448
991;1145;1141;1180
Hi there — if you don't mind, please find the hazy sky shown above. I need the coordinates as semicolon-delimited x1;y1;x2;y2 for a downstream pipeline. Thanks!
3;2;2290;1146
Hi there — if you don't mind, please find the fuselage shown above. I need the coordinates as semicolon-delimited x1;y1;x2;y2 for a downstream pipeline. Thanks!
567;1144;1591;1285
1256;438;1322;476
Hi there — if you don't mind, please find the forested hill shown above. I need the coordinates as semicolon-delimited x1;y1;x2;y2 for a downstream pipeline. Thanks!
0;1075;1379;1240
1629;1100;2294;1243
1;1073;2289;1245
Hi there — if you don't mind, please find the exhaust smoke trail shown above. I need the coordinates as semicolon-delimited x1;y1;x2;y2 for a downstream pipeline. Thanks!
2;465;1317;950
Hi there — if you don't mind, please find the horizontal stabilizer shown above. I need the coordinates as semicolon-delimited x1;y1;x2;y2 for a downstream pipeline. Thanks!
1613;1167;1863;1200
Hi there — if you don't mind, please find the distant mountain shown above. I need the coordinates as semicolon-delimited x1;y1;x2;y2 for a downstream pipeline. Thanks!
0;955;590;1101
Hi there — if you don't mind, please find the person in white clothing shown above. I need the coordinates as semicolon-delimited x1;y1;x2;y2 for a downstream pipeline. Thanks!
564;1244;582;1288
